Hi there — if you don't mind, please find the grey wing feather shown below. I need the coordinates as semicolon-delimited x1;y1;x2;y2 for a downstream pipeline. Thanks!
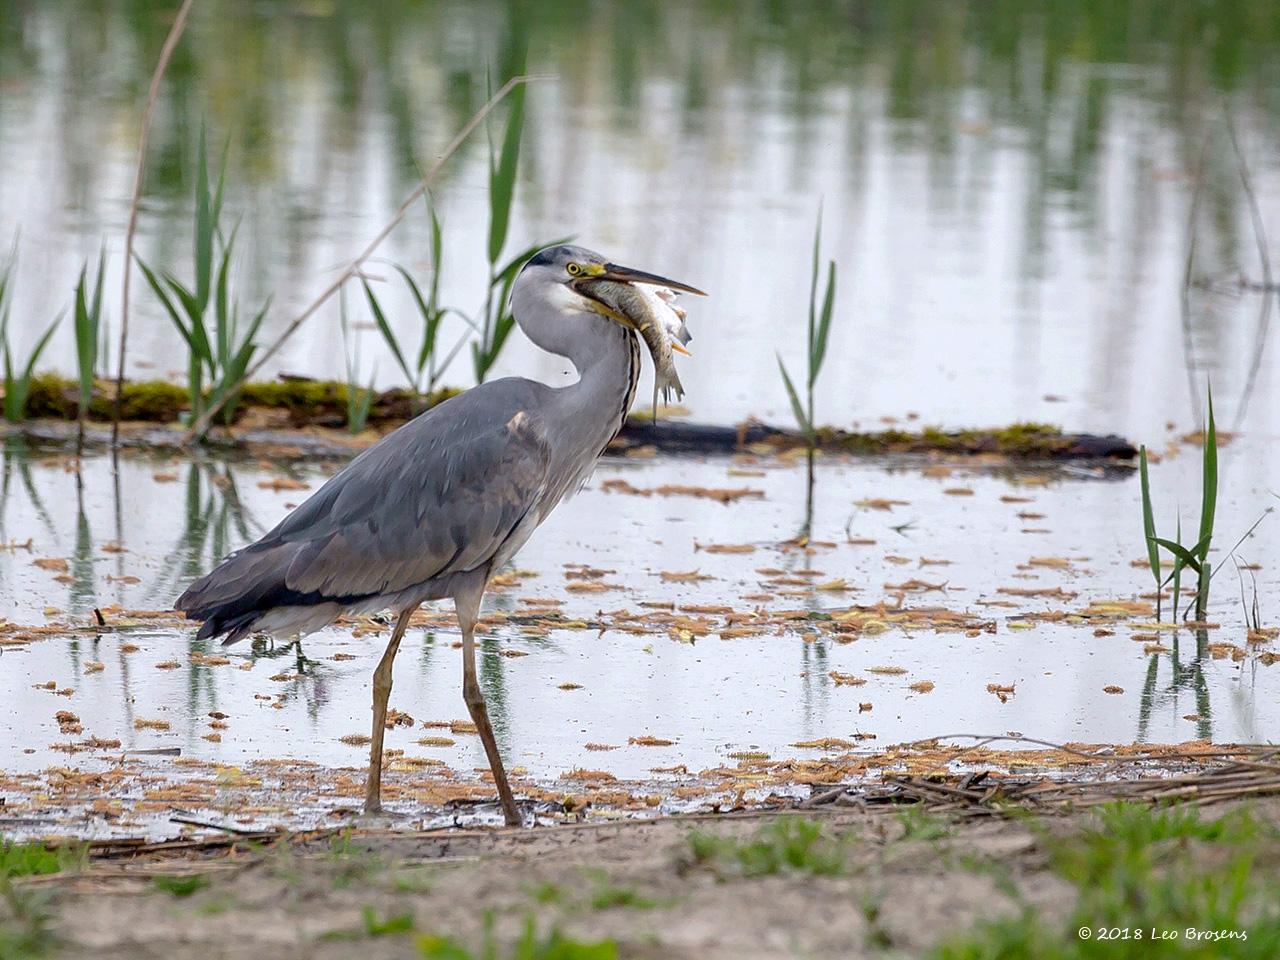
176;379;553;639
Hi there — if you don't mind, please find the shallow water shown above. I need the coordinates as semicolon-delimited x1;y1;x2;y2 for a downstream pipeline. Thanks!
2;3;1280;832
1;442;1276;798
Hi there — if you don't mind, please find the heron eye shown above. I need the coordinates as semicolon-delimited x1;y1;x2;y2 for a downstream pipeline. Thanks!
566;262;582;276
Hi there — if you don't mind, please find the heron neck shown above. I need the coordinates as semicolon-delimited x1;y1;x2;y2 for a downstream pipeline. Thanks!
549;318;640;460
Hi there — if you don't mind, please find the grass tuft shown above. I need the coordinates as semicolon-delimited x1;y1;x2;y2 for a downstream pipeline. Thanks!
418;914;616;959
936;803;1280;959
1140;387;1219;622
688;816;846;877
0;240;61;425
152;874;211;898
0;841;83;880
138;126;269;433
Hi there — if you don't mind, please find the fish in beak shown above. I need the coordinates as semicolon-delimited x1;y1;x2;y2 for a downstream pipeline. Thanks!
572;262;704;358
571;262;705;400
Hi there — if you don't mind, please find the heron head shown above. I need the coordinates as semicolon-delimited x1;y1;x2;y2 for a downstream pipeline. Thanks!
517;244;705;326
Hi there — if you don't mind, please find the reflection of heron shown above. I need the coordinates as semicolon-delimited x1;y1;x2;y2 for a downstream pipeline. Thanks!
176;246;704;825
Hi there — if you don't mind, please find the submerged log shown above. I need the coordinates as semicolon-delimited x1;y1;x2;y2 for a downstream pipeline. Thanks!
2;415;1135;462
8;371;1136;461
614;418;1136;460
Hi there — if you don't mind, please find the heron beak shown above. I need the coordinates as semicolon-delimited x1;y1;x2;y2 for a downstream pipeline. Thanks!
597;263;707;297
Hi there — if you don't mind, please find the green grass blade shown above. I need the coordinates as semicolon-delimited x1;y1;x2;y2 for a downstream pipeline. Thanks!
809;260;836;386
73;261;94;407
489;312;516;361
137;259;194;349
1138;446;1161;586
71;247;108;416
215;245;233;371
394;265;440;375
3;350;17;421
24;316;59;380
8;313;63;419
195;125;214;312
164;274;212;368
1196;385;1217;562
808;206;822;366
776;354;810;434
427;197;444;310
212;134;229;235
1152;536;1204;577
486;84;526;265
362;278;415;390
90;246;106;325
1171;513;1183;621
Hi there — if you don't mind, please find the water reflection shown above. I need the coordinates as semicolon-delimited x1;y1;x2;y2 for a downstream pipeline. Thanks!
1135;629;1214;743
0;438;54;540
2;2;1280;437
156;459;265;602
1;443;1277;779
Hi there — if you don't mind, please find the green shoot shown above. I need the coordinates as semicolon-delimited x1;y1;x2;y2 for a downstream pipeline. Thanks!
1194;386;1218;619
138;127;269;434
0;243;61;424
473;73;526;385
399;198;452;394
1138;446;1162;619
1171;513;1183;622
1141;385;1220;623
362;278;412;392
72;249;108;439
468;66;569;385
339;291;376;434
777;208;838;540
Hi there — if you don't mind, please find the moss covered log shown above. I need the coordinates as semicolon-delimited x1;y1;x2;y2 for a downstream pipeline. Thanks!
20;373;459;427
6;373;1136;460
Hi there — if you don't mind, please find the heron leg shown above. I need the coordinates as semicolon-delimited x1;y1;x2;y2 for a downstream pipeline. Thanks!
457;589;521;826
364;607;414;813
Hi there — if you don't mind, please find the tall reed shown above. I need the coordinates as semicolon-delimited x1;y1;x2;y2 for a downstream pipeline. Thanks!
358;216;465;416
470;82;566;383
778;210;837;540
138;129;270;433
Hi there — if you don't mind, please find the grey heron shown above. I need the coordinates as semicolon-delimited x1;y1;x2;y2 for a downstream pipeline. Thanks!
175;245;705;826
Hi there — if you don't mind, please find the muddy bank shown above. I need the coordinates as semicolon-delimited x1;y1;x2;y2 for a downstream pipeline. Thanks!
10;791;1280;959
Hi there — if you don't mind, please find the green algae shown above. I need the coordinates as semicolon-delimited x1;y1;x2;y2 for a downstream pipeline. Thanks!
19;373;459;428
809;422;1103;457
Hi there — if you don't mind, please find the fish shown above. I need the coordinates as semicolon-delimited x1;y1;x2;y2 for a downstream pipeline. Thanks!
577;279;692;403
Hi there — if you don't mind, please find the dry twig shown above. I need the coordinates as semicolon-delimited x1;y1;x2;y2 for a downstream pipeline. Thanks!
111;0;197;445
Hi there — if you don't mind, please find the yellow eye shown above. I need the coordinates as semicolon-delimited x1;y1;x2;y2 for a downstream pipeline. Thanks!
566;262;582;276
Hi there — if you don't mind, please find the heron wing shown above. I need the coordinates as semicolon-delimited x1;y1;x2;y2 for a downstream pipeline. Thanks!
176;380;553;636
